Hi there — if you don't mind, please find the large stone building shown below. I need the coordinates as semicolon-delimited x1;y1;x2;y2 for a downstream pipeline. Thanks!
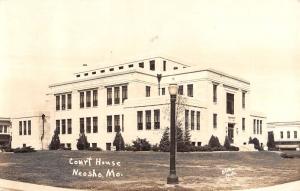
267;121;300;150
12;57;267;150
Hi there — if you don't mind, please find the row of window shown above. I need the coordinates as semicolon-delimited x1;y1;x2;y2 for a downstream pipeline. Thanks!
137;110;160;130
253;119;263;135
280;131;298;139
107;85;128;105
19;120;31;135
80;117;98;134
185;110;201;130
0;125;8;134
80;90;98;108
56;119;72;134
107;115;124;132
160;84;193;97
56;93;72;110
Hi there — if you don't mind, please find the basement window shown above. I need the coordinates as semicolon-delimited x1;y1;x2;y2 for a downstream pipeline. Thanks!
92;71;96;75
109;68;114;71
76;74;80;78
84;73;88;76
119;66;124;70
101;70;105;73
128;64;134;68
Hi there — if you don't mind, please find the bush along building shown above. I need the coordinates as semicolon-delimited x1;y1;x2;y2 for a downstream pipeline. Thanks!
15;57;267;151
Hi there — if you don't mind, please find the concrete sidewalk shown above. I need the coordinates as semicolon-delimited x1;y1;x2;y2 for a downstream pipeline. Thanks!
0;178;299;191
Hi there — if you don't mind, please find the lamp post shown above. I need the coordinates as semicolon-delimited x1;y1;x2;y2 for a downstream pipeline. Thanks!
167;83;179;184
41;114;45;150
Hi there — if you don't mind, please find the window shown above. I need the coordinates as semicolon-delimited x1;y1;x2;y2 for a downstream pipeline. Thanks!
242;92;246;109
154;109;160;129
86;91;91;107
226;93;234;114
84;73;88;76
139;62;144;68
259;120;262;134
128;64;134;68
23;121;27;135
107;116;112;132
178;85;183;95
213;114;217;128
253;119;256;134
173;66;178;70
86;117;91;133
196;111;200;130
106;143;111;151
257;120;259;135
101;70;105;73
28;120;31;135
80;92;84;108
0;126;2;133
66;143;71;149
61;94;66;110
56;96;60;110
4;126;7;133
150;60;155;71
294;131;297;139
93;117;98;133
187;84;193;97
92;143;97;148
92;71;96;74
67;119;72;134
107;88;112;105
191;111;195;130
185;110;189;130
242;118;245;131
114;115;120;132
137;111;143;130
213;84;217;103
161;88;165;95
62;119;66;134
56;120;60;134
119;66;124;70
122;86;128;102
122;114;124;132
19;121;22;135
146;86;151;97
280;131;283;139
114;87;120;104
67;94;72;109
80;118;84;134
93;90;98;106
76;74;80;78
109;68;114;71
287;131;290;139
146;110;151;130
163;61;166;71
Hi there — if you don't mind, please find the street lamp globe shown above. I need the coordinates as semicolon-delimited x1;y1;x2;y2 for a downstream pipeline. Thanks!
168;84;178;96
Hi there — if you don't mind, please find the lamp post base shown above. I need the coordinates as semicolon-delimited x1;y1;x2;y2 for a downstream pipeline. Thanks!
167;174;179;184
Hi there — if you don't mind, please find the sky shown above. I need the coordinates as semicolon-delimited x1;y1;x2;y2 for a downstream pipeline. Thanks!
0;0;299;122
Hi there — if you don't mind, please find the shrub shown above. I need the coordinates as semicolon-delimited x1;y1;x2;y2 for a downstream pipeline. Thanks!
250;137;262;151
159;127;170;152
113;131;125;151
228;145;239;151
49;130;60;150
151;144;159;152
267;132;276;150
87;147;102;151
14;146;36;153
77;133;89;150
208;135;221;148
124;144;135;151
132;138;151;151
224;136;230;150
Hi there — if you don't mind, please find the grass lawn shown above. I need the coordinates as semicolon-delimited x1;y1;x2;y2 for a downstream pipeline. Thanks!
0;151;299;191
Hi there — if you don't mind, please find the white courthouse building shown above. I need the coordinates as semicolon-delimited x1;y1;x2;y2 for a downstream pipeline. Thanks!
13;57;267;150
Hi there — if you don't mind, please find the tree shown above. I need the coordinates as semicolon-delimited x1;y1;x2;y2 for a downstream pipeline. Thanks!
183;126;192;147
208;135;221;148
176;123;185;152
159;127;170;152
132;138;151;151
113;130;125;151
224;136;230;150
77;133;89;150
267;132;276;150
49;130;60;150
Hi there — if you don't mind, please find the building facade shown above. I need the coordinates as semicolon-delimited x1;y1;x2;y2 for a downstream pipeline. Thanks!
44;57;267;150
267;121;300;150
0;117;11;147
11;111;50;150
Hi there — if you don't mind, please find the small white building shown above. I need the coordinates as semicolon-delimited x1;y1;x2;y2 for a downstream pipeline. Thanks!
267;121;300;150
11;111;50;150
44;57;267;150
0;117;11;147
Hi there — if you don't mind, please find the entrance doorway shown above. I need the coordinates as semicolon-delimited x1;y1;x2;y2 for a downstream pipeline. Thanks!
228;123;234;143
